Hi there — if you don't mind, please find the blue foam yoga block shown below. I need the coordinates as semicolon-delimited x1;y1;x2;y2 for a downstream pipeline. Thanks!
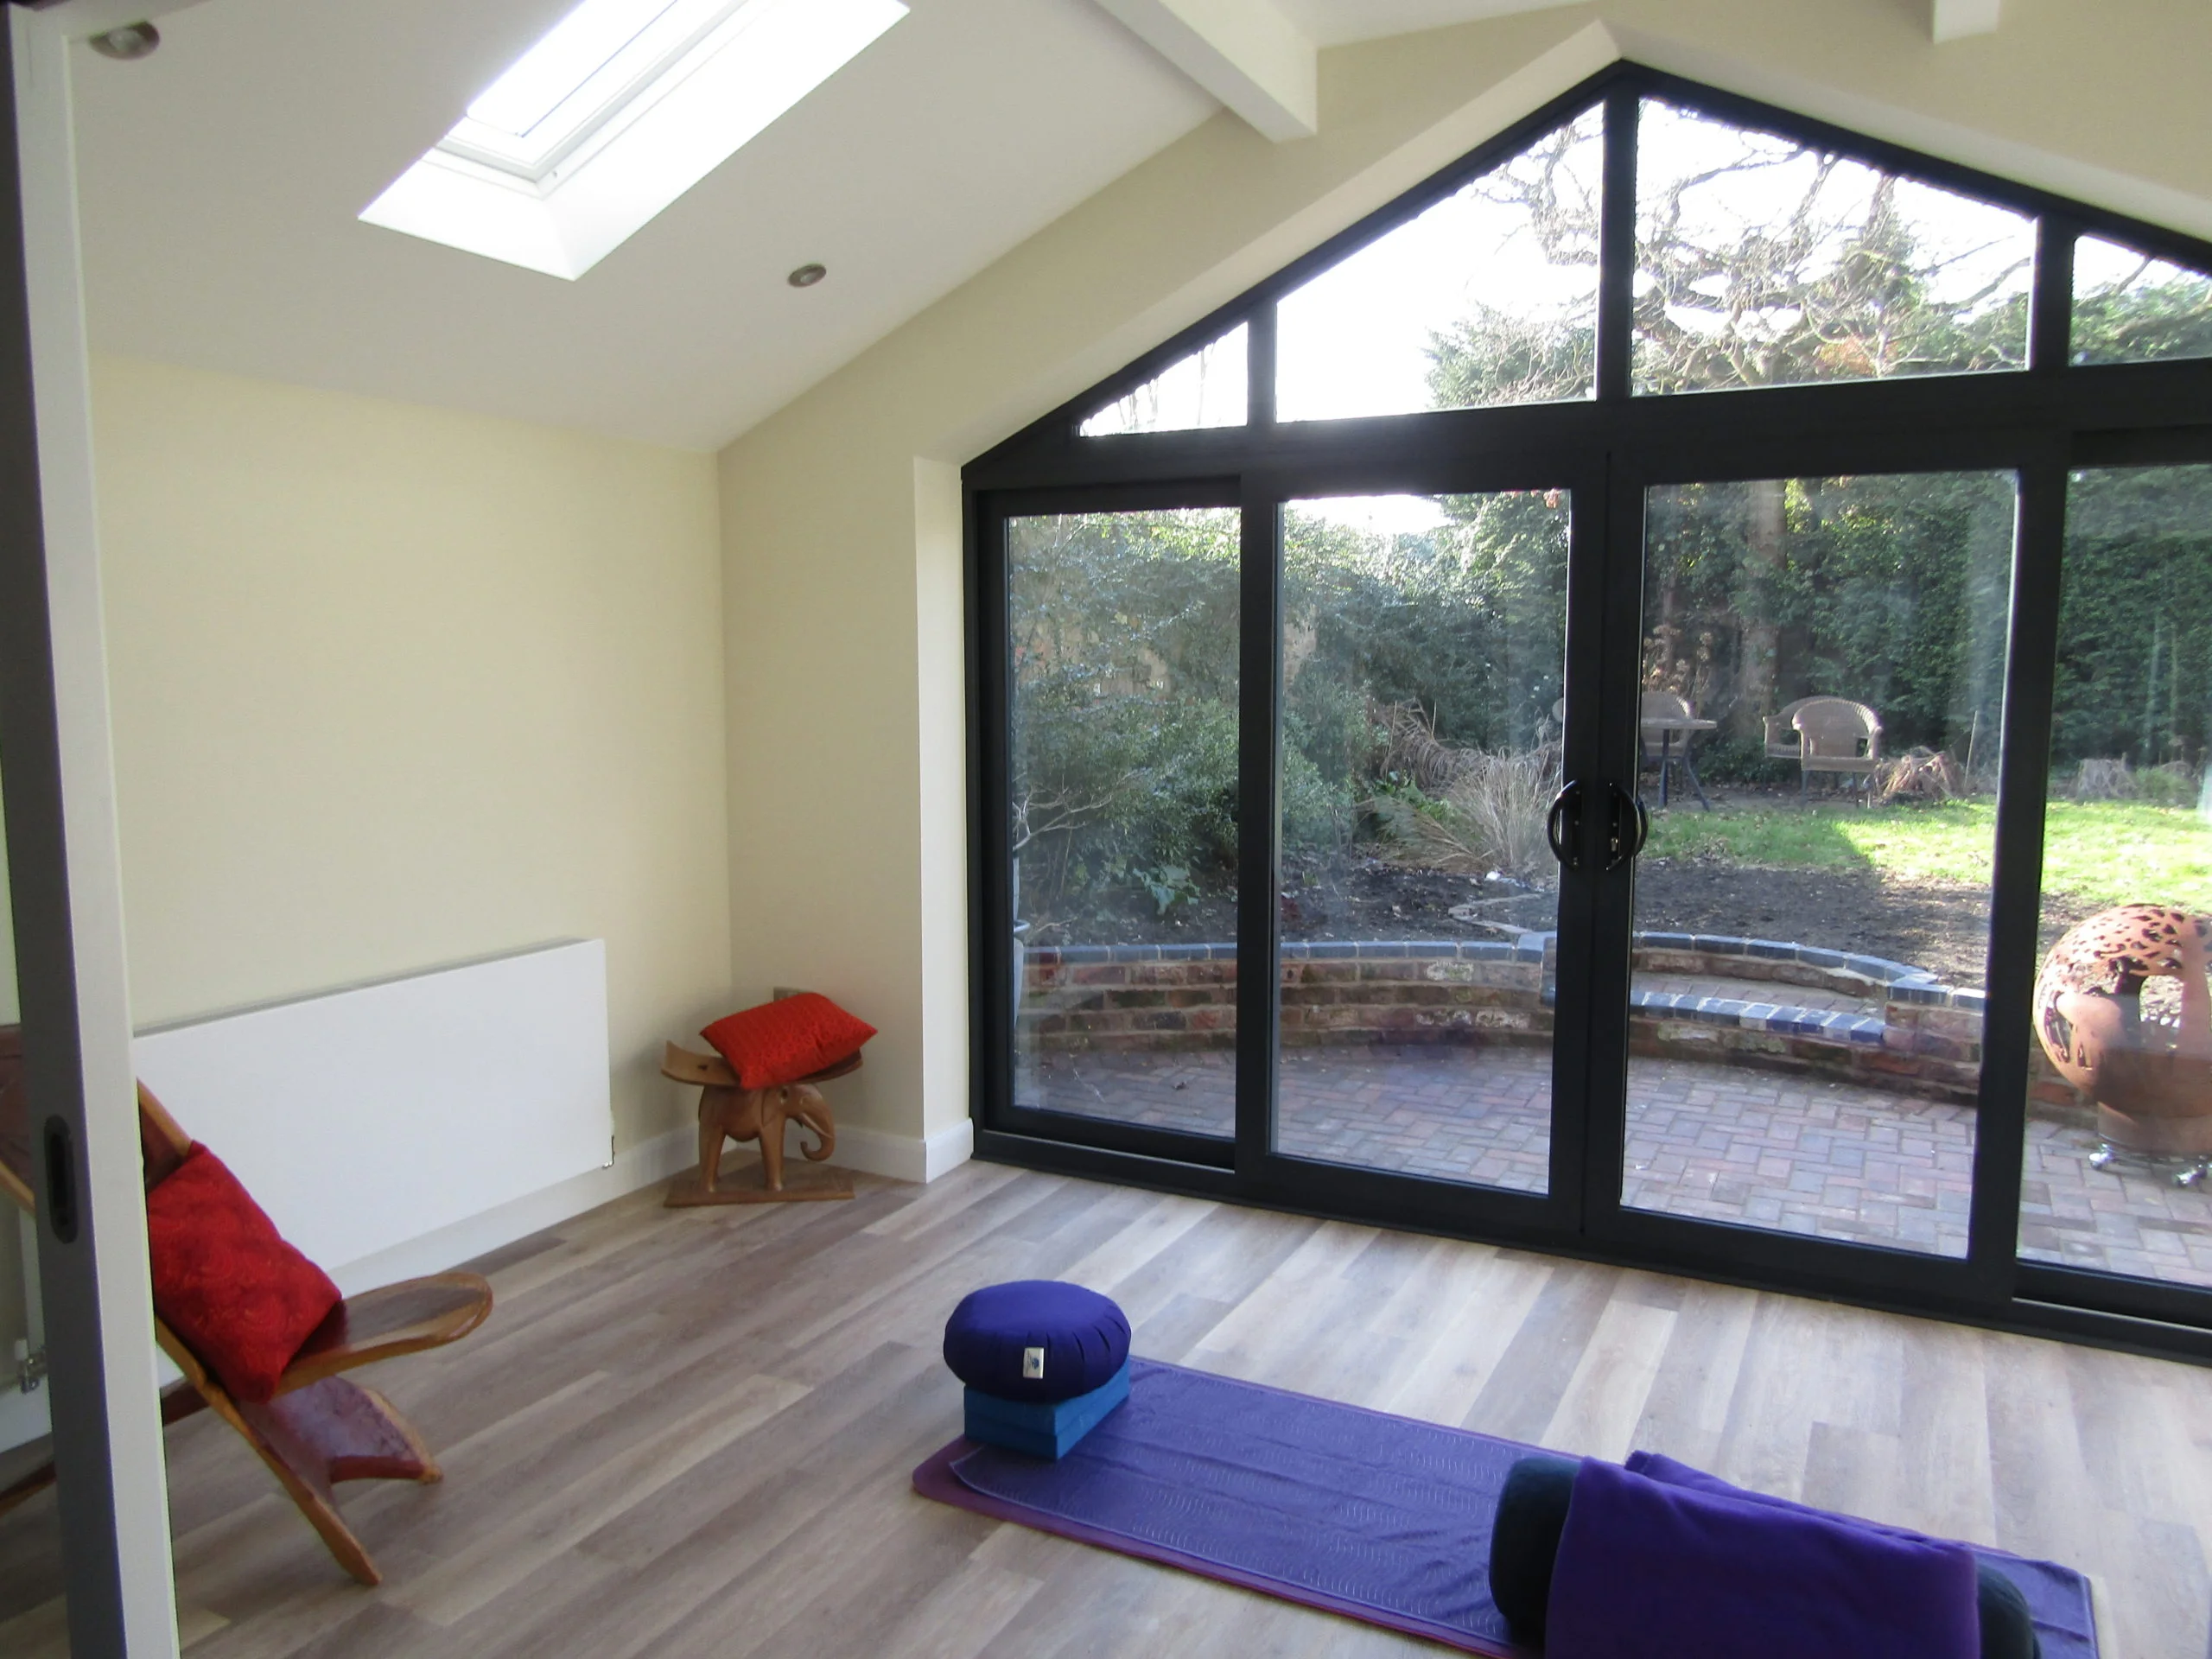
965;1361;1131;1459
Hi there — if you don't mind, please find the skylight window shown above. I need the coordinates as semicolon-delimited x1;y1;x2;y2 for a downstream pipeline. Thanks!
361;0;906;280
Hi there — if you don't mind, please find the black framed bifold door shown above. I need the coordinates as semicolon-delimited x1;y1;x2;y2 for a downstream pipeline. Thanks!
969;60;2212;1360
983;482;1246;1174
1235;461;1611;1244
1573;447;2045;1315
2012;441;2212;1339
1256;486;1575;1203
979;454;1609;1249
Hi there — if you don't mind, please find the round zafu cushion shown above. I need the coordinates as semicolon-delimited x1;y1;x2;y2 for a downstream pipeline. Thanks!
943;1281;1130;1404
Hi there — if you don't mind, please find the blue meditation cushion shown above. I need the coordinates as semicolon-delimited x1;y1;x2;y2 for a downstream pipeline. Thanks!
943;1280;1131;1404
965;1362;1131;1459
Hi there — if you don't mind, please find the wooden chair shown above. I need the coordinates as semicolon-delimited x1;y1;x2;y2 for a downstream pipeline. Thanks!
1767;696;1883;797
0;1025;492;1584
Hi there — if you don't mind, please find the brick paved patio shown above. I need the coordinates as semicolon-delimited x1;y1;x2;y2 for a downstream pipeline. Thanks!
1014;1041;2212;1287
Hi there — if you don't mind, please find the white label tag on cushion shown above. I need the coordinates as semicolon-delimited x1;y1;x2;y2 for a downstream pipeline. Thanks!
1022;1345;1046;1379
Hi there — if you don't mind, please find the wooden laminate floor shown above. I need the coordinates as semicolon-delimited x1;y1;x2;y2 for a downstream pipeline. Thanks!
4;1161;2211;1658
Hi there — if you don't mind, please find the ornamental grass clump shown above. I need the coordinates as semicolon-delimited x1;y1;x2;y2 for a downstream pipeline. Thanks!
1872;747;1964;804
1370;744;1562;882
2074;755;2201;804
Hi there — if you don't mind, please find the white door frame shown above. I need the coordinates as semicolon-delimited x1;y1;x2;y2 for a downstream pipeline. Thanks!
3;3;207;1652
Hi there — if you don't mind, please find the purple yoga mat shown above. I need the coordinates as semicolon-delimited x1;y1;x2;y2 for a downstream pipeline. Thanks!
912;1360;2099;1659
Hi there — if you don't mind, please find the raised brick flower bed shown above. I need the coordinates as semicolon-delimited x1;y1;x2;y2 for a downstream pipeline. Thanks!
1019;931;2093;1114
1020;938;1549;1053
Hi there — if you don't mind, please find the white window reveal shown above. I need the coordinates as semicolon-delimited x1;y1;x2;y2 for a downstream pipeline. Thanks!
360;0;906;280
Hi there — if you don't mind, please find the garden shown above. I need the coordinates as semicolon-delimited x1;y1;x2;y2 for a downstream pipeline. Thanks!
1007;111;2212;982
1010;469;2212;994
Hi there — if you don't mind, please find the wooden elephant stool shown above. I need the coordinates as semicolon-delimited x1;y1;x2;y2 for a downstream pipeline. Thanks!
661;1042;857;1205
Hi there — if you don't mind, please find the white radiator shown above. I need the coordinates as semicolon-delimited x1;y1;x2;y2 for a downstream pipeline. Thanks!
133;939;613;1287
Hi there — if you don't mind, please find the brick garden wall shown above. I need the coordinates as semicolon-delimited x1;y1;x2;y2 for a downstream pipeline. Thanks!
1019;933;2097;1117
1017;940;1549;1053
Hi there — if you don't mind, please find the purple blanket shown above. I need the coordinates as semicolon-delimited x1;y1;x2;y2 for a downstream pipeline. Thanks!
1628;1450;2096;1650
1548;1456;1981;1658
914;1359;2097;1659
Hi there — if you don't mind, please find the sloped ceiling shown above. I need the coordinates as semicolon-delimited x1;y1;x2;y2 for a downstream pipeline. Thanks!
70;0;1217;450
68;0;2210;454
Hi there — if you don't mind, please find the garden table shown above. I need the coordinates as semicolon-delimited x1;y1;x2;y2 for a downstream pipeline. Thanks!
1642;715;1716;810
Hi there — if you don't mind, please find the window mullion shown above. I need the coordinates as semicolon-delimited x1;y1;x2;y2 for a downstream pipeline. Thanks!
1965;448;2067;1291
1248;303;1277;428
2031;217;2077;374
1595;84;1639;403
1233;481;1283;1179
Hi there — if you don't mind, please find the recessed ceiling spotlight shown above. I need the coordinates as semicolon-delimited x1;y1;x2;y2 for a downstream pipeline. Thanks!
87;22;161;60
787;264;828;289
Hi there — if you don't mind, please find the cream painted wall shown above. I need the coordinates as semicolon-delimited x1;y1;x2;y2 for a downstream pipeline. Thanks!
717;0;2212;1147
92;355;731;1160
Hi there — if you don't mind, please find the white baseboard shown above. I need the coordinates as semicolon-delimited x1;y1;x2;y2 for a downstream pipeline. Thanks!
330;1112;972;1292
923;1116;975;1181
831;1116;974;1184
327;1123;694;1294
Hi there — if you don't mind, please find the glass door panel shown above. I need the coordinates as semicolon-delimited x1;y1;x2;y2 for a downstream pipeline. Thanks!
1624;473;2017;1255
2020;464;2212;1287
1274;492;1570;1191
1008;507;1242;1140
0;759;67;1653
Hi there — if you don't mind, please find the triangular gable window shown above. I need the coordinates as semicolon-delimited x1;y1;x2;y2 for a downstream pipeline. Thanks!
2071;234;2212;365
1276;104;1604;422
1014;67;2212;456
1079;325;1249;437
1633;99;2034;393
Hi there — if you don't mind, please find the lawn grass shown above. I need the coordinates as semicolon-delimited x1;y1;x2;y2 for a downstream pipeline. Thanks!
1646;797;2212;912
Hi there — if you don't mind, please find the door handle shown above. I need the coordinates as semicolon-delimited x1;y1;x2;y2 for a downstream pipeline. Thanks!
42;1117;78;1244
1546;781;1585;872
1606;781;1649;872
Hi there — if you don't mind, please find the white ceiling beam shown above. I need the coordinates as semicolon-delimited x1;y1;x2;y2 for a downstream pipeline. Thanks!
1929;0;2001;44
1094;0;1317;142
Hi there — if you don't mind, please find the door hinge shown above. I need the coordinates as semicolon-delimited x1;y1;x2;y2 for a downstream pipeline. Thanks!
12;1339;47;1394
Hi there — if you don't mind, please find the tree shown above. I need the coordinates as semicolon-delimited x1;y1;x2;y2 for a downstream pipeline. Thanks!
1422;108;2048;769
1432;106;2033;405
1009;510;1244;928
2071;251;2212;365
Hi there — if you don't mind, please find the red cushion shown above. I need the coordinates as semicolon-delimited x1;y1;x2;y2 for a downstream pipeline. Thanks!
145;1146;341;1403
701;993;876;1089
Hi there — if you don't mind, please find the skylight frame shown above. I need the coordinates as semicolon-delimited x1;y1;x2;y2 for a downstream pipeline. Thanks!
440;0;748;186
360;0;907;280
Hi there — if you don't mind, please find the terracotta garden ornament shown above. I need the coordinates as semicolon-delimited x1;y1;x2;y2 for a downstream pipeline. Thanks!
2035;904;2212;1185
